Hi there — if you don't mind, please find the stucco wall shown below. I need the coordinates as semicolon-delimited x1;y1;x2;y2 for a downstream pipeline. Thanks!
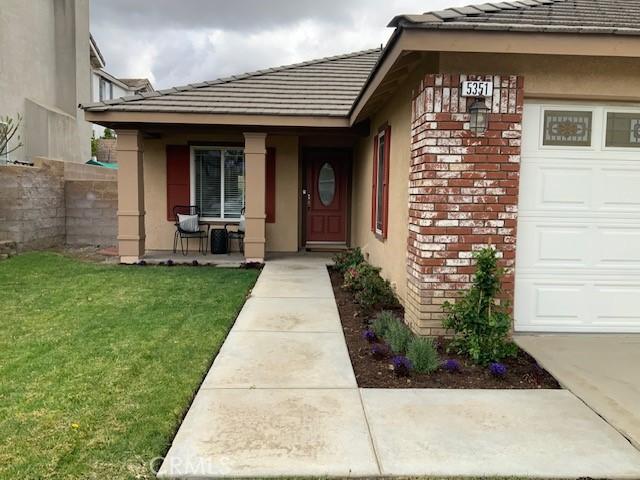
265;135;299;252
351;61;436;305
142;133;299;252
0;0;91;164
438;53;640;101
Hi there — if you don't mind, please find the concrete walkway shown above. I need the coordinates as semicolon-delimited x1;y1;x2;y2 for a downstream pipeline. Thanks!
517;334;640;449
158;257;640;479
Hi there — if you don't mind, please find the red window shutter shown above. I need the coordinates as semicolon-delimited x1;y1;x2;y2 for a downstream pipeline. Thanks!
371;135;379;232
382;125;391;238
166;145;190;221
265;147;276;223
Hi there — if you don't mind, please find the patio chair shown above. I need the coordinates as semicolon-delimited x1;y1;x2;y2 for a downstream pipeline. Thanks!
173;205;210;255
225;208;245;255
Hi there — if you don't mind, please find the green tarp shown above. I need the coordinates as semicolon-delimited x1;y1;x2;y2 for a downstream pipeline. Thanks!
86;159;118;169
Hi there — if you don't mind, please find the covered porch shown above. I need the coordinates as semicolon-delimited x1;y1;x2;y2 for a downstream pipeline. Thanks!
81;48;380;265
114;128;361;265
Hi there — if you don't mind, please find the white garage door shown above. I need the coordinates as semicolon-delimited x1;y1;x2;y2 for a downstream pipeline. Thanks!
515;102;640;333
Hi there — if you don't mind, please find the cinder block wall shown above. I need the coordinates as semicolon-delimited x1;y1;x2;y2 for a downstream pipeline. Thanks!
0;158;117;251
0;160;66;250
406;74;524;335
65;181;117;247
96;138;117;163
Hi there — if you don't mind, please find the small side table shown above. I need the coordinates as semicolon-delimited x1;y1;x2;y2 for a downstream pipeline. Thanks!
210;227;228;254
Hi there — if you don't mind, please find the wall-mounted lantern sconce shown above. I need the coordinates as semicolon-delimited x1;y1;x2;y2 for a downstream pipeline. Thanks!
469;98;489;135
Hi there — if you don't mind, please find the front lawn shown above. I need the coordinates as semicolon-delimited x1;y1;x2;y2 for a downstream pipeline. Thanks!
0;252;258;479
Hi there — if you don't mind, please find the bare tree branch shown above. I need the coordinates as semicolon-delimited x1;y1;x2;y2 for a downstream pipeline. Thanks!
0;114;23;158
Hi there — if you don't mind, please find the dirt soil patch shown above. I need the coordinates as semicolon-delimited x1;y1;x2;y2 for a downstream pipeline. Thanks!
329;268;560;389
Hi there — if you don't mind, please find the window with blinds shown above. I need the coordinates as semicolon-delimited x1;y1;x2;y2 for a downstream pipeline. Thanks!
194;147;245;219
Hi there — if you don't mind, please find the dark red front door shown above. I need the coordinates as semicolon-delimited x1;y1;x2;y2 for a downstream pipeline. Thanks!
305;150;349;243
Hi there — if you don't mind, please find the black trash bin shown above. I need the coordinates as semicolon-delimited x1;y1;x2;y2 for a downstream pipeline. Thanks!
211;228;228;254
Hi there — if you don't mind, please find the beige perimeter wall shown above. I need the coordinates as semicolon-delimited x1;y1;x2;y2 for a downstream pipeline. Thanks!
143;133;299;252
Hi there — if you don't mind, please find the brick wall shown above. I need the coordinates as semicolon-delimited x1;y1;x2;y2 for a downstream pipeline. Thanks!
406;74;524;335
0;158;117;251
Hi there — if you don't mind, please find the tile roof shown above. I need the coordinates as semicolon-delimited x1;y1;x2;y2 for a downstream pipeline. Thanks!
118;78;154;93
82;49;382;117
389;0;640;35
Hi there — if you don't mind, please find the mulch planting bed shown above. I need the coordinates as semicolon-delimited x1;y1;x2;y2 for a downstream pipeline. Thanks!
329;267;560;389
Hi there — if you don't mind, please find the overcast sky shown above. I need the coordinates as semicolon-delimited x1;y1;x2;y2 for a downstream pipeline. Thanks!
90;0;467;90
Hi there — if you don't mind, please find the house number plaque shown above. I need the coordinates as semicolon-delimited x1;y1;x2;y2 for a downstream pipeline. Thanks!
461;81;493;97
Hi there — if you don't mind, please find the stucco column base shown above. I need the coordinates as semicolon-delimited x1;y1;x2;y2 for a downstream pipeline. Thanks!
116;130;145;263
243;132;267;263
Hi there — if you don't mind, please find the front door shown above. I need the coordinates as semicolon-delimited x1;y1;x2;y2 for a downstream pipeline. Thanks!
304;149;349;244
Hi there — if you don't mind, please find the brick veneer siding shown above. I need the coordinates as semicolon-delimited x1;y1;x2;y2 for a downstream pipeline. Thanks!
406;74;524;335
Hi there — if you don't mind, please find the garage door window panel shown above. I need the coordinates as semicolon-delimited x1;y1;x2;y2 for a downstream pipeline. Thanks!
543;110;593;147
605;112;640;148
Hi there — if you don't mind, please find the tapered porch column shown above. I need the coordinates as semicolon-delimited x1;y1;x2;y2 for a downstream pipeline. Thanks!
243;132;267;262
115;129;145;263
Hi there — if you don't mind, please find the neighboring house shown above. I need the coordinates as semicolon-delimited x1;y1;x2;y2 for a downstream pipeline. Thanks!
83;0;640;336
89;35;154;138
0;0;92;164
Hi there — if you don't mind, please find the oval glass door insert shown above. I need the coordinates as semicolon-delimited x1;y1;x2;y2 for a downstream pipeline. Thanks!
318;162;336;206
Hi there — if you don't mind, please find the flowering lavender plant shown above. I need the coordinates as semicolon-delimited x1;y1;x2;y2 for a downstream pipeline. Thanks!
362;329;377;343
489;362;507;378
442;359;462;373
371;343;389;360
392;355;413;377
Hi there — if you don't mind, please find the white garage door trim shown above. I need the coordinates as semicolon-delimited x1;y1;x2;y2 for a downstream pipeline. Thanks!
515;101;640;333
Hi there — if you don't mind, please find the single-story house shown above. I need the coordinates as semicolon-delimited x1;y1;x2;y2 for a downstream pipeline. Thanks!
83;0;640;335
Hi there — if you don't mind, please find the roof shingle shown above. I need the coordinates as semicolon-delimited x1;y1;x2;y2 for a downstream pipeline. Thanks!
82;49;381;117
389;0;640;35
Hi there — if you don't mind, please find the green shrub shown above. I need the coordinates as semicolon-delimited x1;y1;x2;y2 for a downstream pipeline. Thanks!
406;337;440;374
371;311;396;338
342;259;399;309
333;248;364;274
443;247;518;365
355;273;398;309
343;262;378;292
386;321;413;355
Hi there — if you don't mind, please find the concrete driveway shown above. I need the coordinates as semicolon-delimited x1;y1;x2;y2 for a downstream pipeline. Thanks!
517;334;640;449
